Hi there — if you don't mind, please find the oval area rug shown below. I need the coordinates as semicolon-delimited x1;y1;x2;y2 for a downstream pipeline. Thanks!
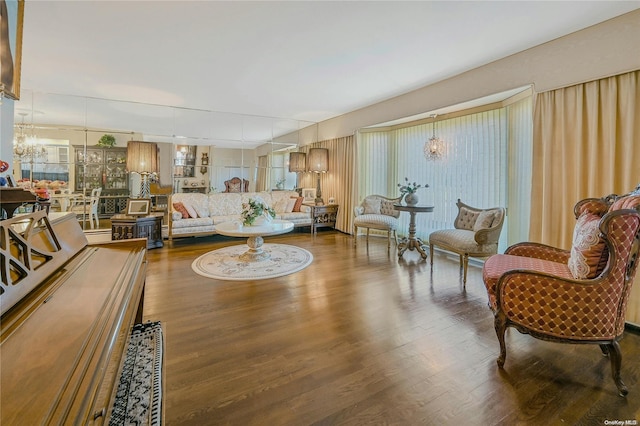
191;243;313;281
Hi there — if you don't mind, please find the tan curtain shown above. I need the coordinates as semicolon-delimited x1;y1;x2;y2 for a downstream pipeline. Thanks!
298;136;356;234
530;70;640;249
256;155;268;191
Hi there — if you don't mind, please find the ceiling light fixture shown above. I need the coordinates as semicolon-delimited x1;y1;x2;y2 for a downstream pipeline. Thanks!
424;114;445;161
13;112;47;161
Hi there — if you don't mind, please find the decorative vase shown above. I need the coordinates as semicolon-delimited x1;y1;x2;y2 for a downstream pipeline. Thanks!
404;192;419;206
251;214;273;226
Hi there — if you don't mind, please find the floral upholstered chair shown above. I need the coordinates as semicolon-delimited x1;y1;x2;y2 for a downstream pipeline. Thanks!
482;190;640;396
353;195;402;248
223;177;249;193
429;199;505;285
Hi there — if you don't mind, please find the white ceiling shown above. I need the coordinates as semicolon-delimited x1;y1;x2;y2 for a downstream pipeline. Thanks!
15;1;640;146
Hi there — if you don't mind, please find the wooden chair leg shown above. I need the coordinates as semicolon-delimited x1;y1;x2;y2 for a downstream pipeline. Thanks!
429;244;434;267
387;230;390;249
462;254;469;286
606;341;628;397
393;230;398;246
599;344;610;356
354;225;358;246
494;311;508;367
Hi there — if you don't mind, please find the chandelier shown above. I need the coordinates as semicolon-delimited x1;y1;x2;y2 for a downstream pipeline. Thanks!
424;114;445;161
13;114;47;161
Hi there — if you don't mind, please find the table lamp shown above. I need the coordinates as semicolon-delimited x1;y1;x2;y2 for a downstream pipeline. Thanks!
307;148;328;205
127;141;158;199
288;152;306;191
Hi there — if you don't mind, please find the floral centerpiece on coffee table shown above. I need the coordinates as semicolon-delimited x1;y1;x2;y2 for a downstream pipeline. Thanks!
397;177;429;205
241;196;276;226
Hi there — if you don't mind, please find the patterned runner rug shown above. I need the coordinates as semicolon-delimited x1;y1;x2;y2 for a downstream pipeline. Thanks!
191;243;313;280
109;321;163;426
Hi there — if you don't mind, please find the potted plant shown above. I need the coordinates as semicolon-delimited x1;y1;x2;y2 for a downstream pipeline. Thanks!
97;134;116;148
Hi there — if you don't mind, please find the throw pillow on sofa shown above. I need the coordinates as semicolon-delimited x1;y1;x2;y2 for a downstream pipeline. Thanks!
291;197;304;212
273;198;288;213
173;202;190;219
183;201;198;218
285;198;297;213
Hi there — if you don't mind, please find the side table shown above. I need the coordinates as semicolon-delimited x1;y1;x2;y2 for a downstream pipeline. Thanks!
111;213;164;249
305;203;339;234
393;204;434;259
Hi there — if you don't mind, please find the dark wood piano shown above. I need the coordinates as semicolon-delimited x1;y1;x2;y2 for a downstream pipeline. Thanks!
0;187;41;218
0;211;148;424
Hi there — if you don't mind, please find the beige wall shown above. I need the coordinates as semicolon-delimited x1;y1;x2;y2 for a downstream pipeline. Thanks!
316;9;640;141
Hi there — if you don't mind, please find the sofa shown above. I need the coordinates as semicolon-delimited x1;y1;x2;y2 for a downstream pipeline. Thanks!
167;190;312;240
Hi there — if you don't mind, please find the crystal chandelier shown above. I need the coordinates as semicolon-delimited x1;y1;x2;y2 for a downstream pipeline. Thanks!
424;114;445;161
13;114;47;161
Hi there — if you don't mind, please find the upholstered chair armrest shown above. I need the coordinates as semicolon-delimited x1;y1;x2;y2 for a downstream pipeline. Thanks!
505;242;571;263
354;206;364;216
495;271;614;338
474;226;502;245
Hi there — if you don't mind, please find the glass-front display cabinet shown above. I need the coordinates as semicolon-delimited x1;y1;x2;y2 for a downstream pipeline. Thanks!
74;145;129;216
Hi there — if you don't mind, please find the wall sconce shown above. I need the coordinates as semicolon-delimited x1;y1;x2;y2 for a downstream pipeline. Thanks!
307;148;328;205
127;141;159;199
424;114;445;161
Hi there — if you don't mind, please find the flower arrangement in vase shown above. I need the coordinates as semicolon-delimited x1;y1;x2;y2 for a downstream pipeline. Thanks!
397;177;429;206
241;196;276;226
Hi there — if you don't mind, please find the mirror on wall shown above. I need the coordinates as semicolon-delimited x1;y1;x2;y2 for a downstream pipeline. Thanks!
9;90;314;230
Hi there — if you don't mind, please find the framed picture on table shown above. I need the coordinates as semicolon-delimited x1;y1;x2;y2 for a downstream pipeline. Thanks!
126;198;151;216
302;188;316;203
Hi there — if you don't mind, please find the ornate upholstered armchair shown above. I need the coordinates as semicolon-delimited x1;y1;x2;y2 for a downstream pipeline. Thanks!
353;195;402;248
429;199;505;285
482;191;640;396
223;177;249;193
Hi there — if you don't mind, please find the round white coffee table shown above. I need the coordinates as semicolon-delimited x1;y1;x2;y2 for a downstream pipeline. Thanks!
215;219;294;262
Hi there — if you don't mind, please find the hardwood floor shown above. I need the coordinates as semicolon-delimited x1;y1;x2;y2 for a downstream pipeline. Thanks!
144;230;640;425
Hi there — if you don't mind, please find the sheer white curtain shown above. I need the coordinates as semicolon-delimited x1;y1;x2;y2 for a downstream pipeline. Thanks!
506;96;533;246
358;107;525;252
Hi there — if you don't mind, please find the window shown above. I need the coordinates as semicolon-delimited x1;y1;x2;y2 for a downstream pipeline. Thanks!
357;102;532;252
